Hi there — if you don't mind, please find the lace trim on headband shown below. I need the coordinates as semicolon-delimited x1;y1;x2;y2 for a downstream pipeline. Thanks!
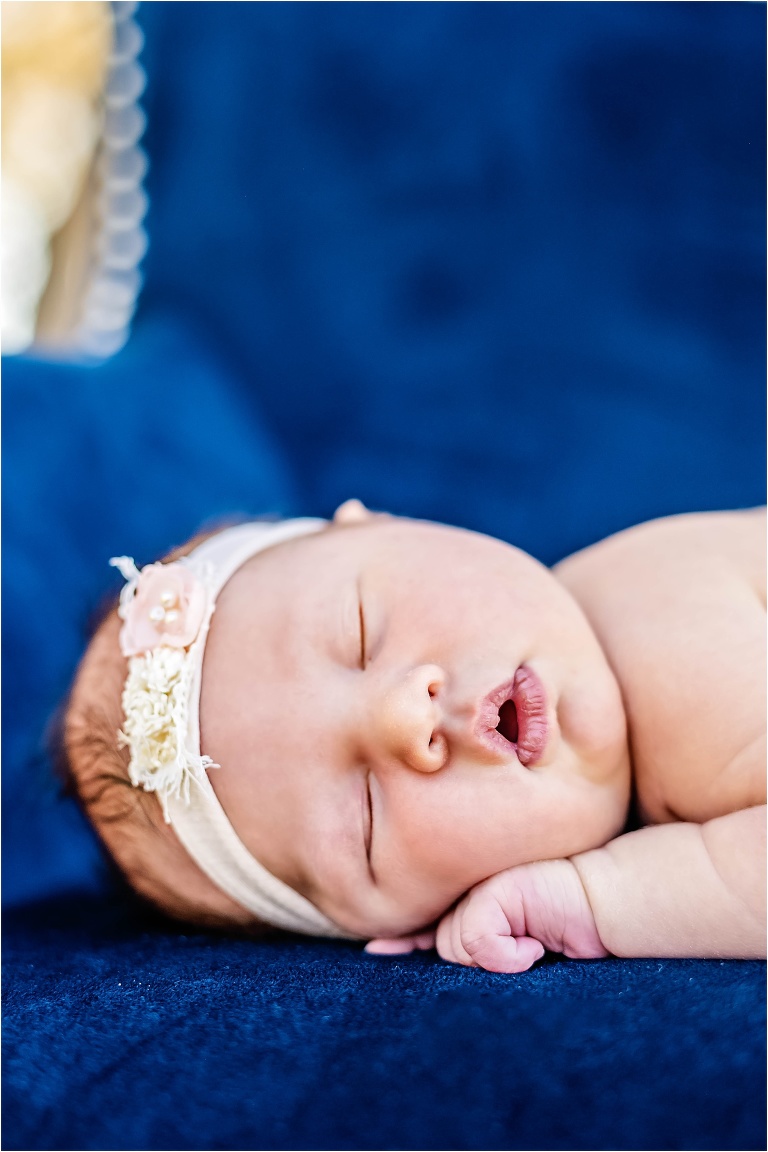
110;553;217;822
117;646;217;821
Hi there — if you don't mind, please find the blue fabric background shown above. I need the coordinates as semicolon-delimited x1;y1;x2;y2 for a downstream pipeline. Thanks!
3;3;765;1149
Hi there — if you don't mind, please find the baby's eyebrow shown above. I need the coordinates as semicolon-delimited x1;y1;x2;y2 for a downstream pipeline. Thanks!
265;577;316;679
304;747;376;908
296;804;355;915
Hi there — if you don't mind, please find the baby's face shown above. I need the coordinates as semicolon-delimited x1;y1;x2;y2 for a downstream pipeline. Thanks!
200;505;630;938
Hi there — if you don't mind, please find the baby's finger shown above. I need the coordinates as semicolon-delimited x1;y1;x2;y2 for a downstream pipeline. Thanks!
456;884;544;973
462;932;545;974
364;930;436;955
435;907;476;967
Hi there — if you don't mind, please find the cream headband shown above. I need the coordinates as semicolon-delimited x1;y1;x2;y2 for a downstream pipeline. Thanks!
110;518;355;939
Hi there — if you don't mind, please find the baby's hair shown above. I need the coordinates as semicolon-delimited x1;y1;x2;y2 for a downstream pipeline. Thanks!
60;523;275;937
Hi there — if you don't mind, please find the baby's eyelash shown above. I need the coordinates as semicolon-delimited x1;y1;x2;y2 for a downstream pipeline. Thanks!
358;595;367;669
365;774;374;868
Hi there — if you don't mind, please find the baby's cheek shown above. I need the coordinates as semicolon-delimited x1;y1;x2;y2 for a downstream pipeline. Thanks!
560;665;627;762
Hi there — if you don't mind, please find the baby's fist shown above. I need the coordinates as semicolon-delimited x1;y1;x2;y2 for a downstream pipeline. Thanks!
436;859;609;973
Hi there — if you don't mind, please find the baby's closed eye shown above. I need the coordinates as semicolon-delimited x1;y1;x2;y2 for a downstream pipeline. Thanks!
364;773;374;869
358;586;367;669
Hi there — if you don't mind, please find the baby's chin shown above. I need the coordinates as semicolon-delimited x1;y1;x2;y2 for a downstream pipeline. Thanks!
323;884;457;941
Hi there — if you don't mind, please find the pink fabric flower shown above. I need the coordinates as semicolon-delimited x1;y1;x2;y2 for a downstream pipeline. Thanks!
118;561;207;656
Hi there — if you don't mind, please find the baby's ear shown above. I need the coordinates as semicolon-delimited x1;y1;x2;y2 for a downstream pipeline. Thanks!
332;498;375;527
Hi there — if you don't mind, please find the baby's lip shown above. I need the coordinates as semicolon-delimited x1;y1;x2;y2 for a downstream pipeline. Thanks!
475;665;549;766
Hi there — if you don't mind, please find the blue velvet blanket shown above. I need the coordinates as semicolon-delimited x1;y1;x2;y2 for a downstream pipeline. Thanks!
3;4;765;1149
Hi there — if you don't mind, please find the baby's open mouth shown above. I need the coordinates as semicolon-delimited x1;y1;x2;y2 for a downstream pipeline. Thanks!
496;699;519;744
476;665;549;766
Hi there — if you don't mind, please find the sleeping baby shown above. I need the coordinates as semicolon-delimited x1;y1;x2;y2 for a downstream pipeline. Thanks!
63;501;766;972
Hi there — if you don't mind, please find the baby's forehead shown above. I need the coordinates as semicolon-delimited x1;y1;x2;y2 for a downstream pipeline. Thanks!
213;516;412;608
200;525;356;699
209;514;521;649
199;517;431;720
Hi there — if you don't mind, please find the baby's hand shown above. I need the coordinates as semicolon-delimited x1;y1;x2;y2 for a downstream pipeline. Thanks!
366;860;609;974
435;860;609;973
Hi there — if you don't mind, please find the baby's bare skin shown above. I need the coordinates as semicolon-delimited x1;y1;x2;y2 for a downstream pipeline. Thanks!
70;502;765;964
556;507;765;827
371;510;766;969
559;508;765;958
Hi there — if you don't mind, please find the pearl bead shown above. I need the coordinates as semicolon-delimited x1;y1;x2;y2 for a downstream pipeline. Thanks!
149;606;165;623
160;590;177;608
164;609;180;625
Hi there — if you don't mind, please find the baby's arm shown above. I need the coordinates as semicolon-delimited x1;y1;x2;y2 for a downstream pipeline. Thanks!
571;804;765;959
442;806;766;971
367;807;765;971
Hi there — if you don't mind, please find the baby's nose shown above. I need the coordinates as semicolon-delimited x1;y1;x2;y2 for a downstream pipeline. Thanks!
375;664;447;773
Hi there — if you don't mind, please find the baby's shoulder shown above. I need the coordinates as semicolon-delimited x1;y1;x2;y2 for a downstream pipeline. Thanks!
555;508;765;602
554;509;766;824
553;509;765;635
